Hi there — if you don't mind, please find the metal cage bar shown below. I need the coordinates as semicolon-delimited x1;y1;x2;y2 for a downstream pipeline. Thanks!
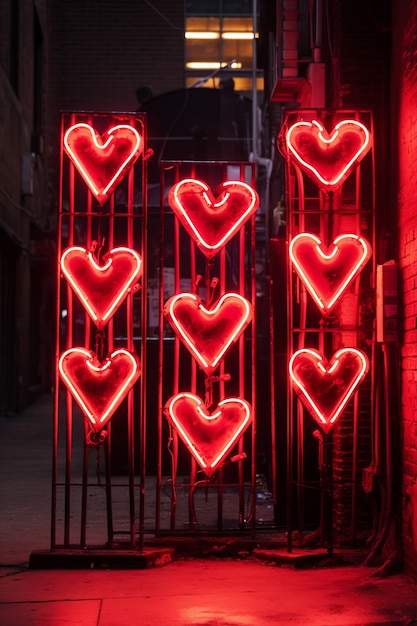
156;160;258;536
276;109;376;550
52;111;148;551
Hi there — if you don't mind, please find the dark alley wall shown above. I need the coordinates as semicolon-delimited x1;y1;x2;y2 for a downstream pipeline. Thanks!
48;1;184;118
0;0;53;411
47;0;185;216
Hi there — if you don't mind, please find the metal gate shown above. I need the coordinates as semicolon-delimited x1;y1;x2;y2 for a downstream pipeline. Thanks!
51;108;376;557
52;112;267;553
52;111;148;550
272;109;376;551
154;160;258;536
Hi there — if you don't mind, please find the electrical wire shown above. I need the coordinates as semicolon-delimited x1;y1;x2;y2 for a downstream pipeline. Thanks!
142;0;183;31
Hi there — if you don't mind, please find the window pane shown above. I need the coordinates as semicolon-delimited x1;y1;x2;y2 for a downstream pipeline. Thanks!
185;3;262;94
186;0;220;14
187;17;220;32
185;75;264;92
233;76;264;91
222;17;253;33
185;17;221;66
186;39;221;65
186;0;254;15
222;0;253;15
223;39;253;69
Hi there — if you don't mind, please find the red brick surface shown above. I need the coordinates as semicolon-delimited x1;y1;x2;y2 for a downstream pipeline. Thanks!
392;0;417;580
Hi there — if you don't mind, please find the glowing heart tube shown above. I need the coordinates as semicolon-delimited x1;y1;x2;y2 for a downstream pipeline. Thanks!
59;347;141;432
168;178;259;258
289;233;371;313
61;246;142;328
289;347;369;432
285;119;371;189
164;292;252;375
165;392;252;477
63;123;142;204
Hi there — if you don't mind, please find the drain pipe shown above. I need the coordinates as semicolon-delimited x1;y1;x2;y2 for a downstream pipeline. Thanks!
314;0;324;63
308;0;326;108
364;343;393;566
250;0;273;237
250;0;272;171
252;0;258;159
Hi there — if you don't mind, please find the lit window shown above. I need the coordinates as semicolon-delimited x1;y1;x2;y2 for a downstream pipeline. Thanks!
185;7;263;94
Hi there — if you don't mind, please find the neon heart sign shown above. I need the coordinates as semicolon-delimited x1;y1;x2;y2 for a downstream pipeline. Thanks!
59;348;140;432
168;179;259;259
285;119;371;189
164;292;252;375
289;233;371;313
63;123;142;204
289;347;369;433
61;246;142;329
165;392;252;477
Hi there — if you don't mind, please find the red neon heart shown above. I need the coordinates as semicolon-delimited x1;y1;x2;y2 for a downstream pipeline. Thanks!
61;246;142;329
165;393;252;477
168;179;259;259
164;293;252;375
289;348;369;433
63;123;142;204
285;119;371;189
59;348;141;432
289;233;371;313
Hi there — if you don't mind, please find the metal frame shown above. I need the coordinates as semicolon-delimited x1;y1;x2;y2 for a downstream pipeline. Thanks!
52;136;264;550
274;109;376;550
155;160;258;536
52;111;148;551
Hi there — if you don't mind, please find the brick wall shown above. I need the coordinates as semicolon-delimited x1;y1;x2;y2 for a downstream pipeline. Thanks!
0;0;51;410
49;1;185;113
328;1;391;546
331;0;417;577
391;0;417;580
47;1;185;197
333;0;392;259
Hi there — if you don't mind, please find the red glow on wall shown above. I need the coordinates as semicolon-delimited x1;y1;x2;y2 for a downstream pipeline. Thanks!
59;348;140;432
289;233;371;313
285;119;371;189
164;292;252;375
61;246;142;328
165;392;252;477
168;178;259;259
289;347;369;432
63;123;142;204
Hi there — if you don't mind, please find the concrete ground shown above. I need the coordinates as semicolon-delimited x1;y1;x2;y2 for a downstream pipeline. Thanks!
1;560;417;626
0;393;416;625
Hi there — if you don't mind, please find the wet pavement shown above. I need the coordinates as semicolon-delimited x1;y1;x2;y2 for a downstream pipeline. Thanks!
1;559;417;626
0;393;416;625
